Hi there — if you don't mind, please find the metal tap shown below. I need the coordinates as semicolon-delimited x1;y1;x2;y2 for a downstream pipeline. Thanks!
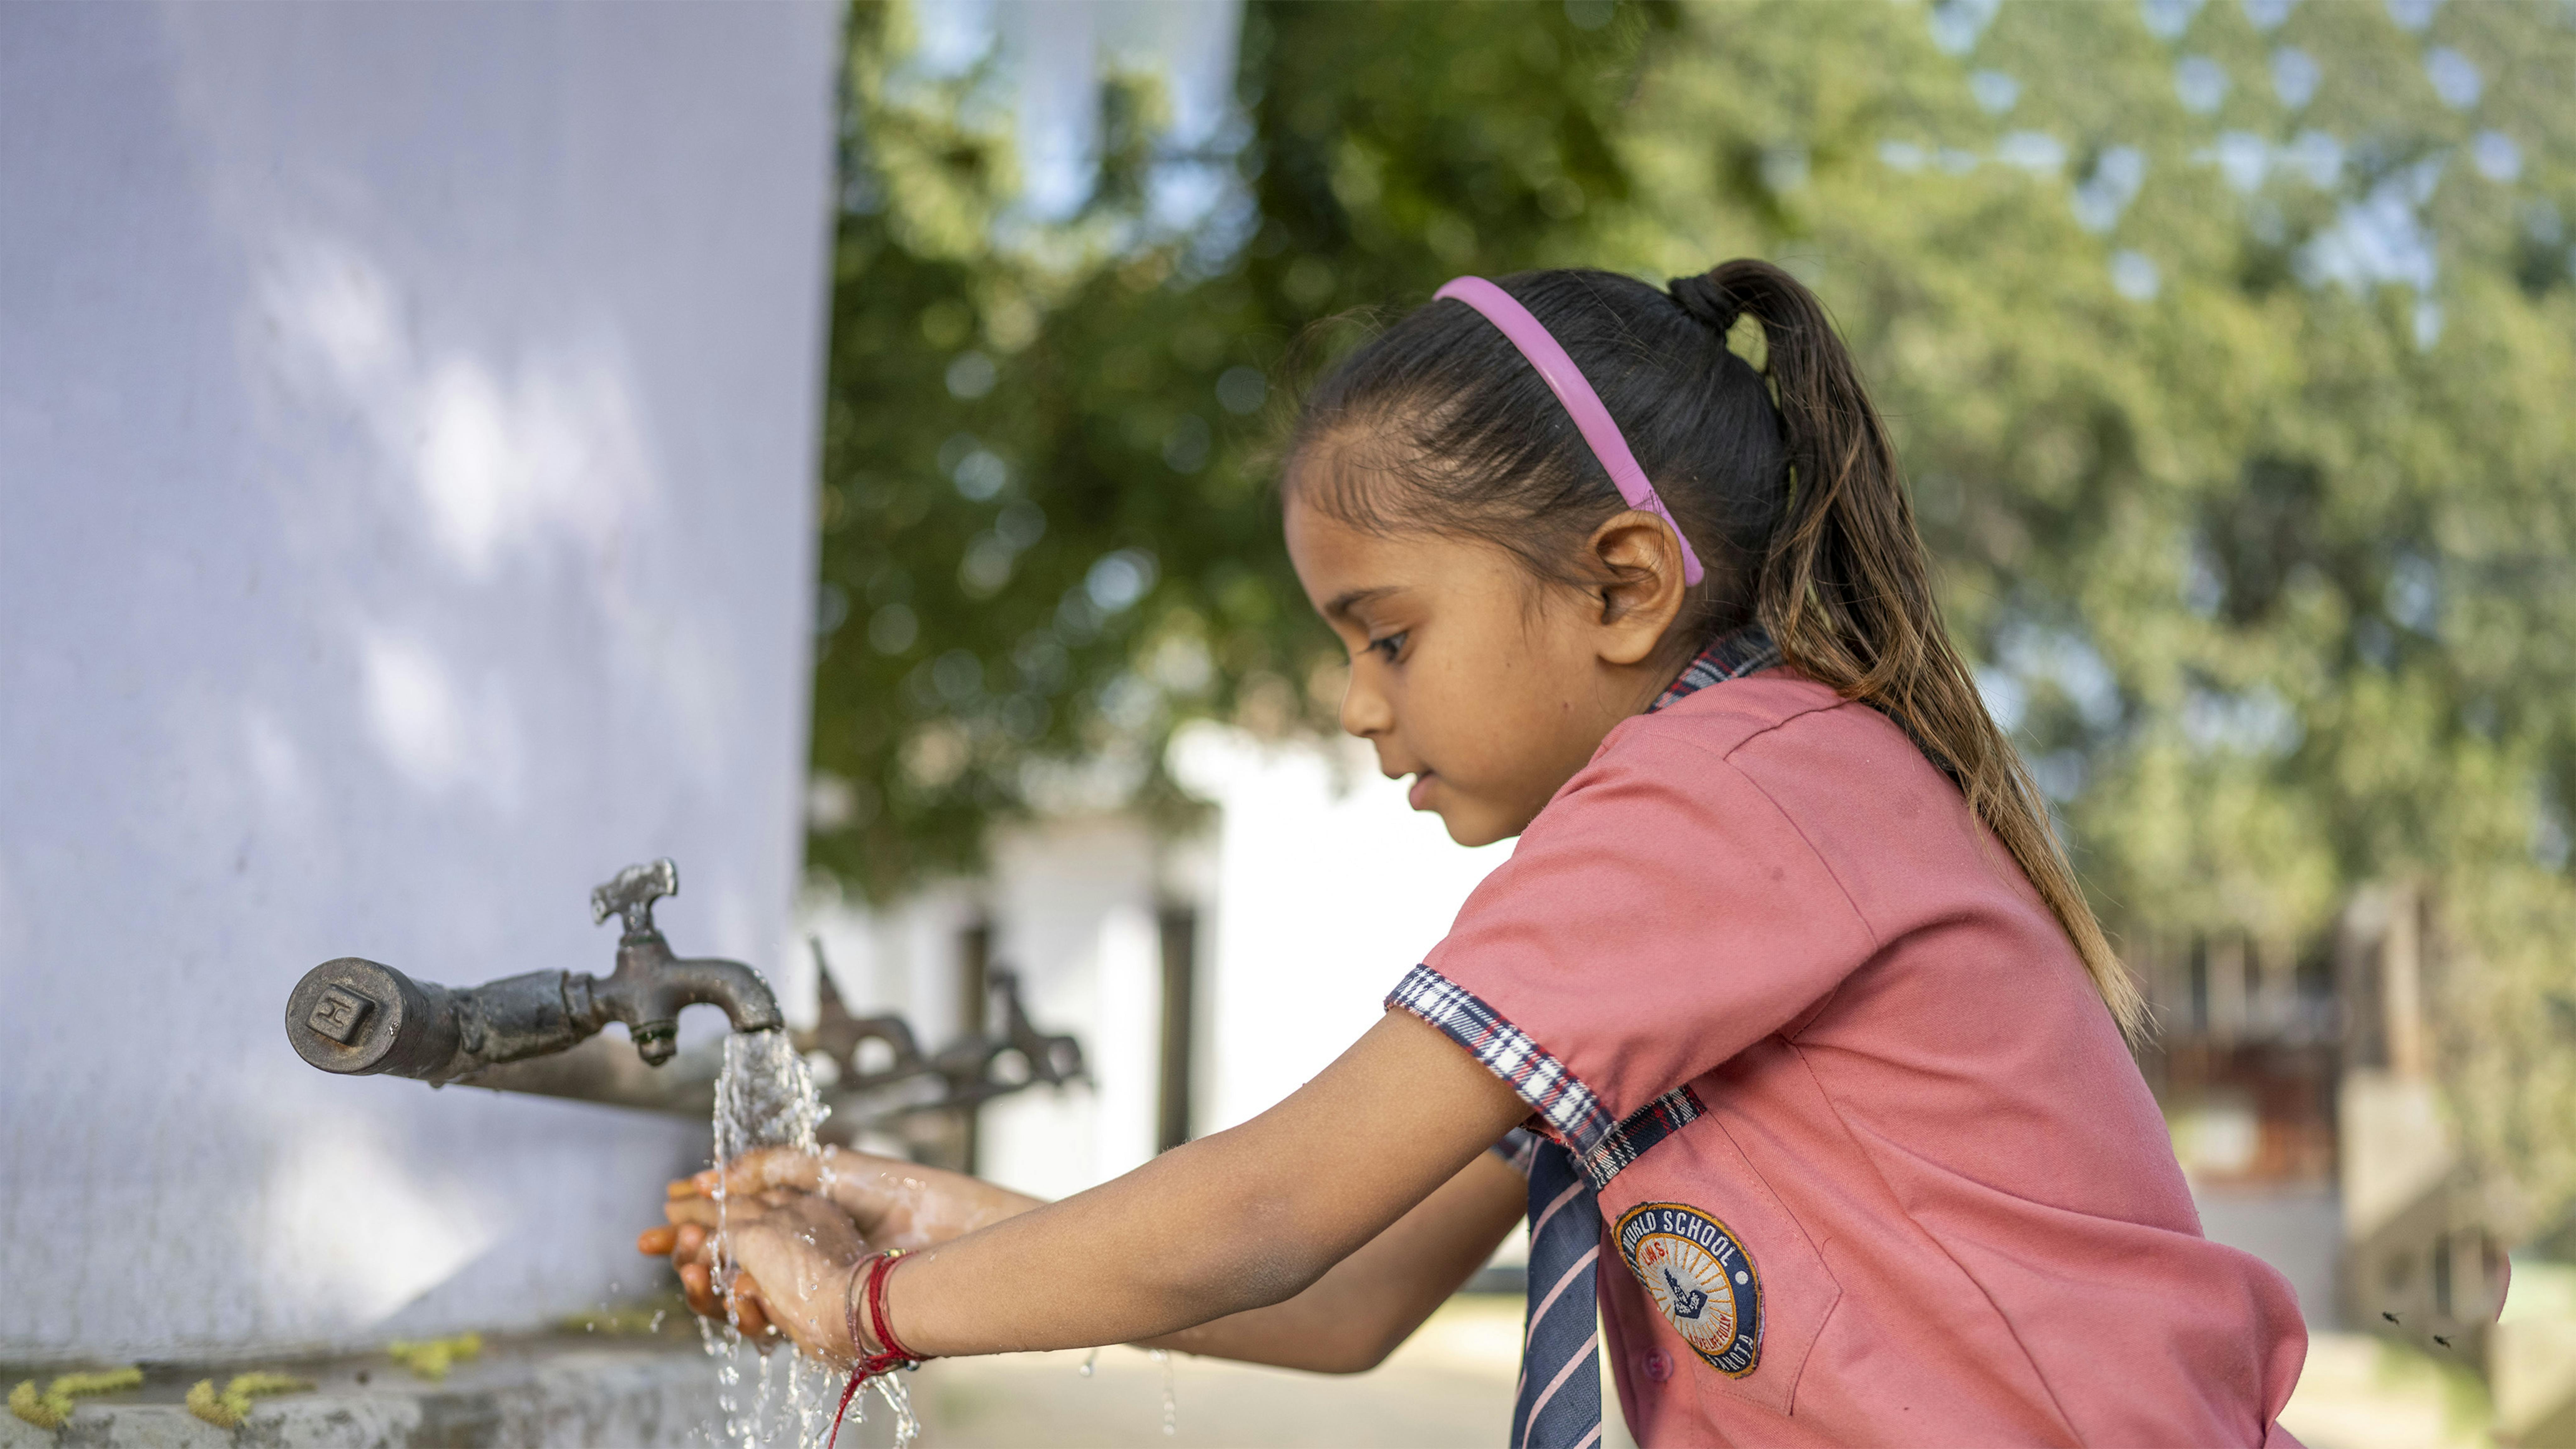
283;858;783;1084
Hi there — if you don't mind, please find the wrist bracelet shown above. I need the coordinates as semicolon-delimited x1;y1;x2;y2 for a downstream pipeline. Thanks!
828;1250;922;1449
864;1249;925;1365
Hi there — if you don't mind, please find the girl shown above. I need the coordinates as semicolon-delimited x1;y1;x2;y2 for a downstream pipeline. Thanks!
643;261;2308;1446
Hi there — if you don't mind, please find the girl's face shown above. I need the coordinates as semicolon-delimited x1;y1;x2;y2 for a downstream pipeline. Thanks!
1284;493;1690;847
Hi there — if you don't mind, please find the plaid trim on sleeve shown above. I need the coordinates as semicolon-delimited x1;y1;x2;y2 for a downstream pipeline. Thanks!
1388;962;1616;1159
1578;1086;1704;1188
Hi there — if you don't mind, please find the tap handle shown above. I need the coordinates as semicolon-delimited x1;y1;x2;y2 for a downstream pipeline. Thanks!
591;858;679;936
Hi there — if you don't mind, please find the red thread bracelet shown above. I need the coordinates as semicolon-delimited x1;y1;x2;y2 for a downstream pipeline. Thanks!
827;1250;924;1449
864;1249;925;1364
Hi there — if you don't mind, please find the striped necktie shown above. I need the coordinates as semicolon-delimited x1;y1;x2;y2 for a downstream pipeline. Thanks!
1512;1140;1602;1449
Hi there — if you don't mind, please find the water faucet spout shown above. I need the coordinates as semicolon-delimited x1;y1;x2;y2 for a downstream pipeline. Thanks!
284;858;781;1082
581;935;784;1065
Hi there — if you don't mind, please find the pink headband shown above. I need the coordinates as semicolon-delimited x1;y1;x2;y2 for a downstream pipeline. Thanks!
1434;276;1707;586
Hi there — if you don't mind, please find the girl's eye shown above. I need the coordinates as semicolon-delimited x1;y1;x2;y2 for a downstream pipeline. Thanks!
1367;631;1408;662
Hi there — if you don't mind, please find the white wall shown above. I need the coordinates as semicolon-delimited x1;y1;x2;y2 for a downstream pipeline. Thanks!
0;3;839;1363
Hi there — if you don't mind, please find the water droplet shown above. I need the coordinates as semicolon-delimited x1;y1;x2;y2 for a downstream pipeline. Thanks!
1078;1348;1099;1378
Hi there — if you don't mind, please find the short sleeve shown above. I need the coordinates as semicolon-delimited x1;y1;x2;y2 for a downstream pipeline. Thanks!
1388;727;1876;1183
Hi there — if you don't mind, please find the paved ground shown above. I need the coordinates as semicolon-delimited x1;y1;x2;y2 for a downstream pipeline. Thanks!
0;1301;2510;1447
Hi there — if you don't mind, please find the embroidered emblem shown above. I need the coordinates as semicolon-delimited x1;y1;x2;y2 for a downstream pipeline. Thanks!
1615;1202;1763;1377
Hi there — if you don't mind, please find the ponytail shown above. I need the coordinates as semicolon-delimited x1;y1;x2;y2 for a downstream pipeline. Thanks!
1692;260;2148;1043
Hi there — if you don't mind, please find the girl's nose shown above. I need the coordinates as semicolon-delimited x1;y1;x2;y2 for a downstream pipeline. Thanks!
1339;667;1393;739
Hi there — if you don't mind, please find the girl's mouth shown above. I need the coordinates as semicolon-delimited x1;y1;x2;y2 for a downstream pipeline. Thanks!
1407;771;1437;811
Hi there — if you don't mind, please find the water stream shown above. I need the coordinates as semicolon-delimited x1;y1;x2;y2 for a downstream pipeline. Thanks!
703;1029;919;1448
1153;1348;1177;1437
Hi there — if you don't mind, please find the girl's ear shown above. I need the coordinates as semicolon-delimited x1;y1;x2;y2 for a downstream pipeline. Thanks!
1586;510;1690;666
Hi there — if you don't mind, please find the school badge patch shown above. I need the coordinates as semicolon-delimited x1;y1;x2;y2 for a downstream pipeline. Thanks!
1614;1201;1763;1377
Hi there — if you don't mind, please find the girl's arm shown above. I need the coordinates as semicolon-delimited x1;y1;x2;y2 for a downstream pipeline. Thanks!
680;1009;1528;1363
885;1008;1527;1357
660;1117;1526;1373
1141;1145;1525;1372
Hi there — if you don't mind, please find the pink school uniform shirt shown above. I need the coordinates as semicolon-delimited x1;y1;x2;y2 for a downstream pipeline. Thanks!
1388;667;2307;1446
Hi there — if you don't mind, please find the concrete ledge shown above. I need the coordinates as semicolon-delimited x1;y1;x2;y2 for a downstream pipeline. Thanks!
2;1339;721;1449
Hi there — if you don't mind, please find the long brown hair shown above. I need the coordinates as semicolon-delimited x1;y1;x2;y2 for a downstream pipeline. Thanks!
1290;260;2146;1041
1707;261;2144;1040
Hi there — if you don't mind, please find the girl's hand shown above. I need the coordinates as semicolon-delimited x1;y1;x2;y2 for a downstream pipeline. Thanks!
716;1189;869;1363
640;1147;1037;1351
639;1145;1041;1351
642;1189;868;1363
637;1210;778;1340
693;1146;1042;1251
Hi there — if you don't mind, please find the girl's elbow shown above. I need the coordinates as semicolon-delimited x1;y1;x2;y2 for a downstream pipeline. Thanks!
1289;1330;1401;1376
1333;1339;1402;1375
1182;1207;1347;1317
1308;1313;1417;1374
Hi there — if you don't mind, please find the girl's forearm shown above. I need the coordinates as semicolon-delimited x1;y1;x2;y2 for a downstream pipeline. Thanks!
1141;1148;1526;1373
882;1011;1529;1359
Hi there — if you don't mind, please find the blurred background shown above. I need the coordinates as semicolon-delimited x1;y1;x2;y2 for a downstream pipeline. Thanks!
5;1;2574;1445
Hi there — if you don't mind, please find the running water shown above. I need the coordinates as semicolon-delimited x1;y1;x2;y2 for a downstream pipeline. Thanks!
1152;1348;1177;1437
712;1028;825;1165
702;1029;920;1448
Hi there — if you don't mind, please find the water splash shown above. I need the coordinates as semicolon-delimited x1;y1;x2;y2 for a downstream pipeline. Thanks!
1152;1348;1176;1436
698;1028;920;1447
870;1370;922;1445
713;1029;825;1165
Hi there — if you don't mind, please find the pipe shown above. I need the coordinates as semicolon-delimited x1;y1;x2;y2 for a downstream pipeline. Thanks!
457;1034;724;1115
